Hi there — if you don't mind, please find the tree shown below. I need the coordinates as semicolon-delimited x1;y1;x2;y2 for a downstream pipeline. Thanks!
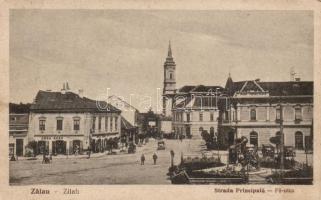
26;140;38;156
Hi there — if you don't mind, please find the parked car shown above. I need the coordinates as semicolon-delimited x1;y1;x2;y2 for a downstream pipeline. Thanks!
284;146;296;157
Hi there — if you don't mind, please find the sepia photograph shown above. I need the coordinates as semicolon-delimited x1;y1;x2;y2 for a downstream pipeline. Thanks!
7;9;315;186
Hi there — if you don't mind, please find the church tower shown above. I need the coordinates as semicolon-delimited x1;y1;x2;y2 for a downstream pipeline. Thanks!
162;41;176;116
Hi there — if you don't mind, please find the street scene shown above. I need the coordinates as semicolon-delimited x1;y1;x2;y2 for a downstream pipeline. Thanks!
9;10;313;185
10;138;312;185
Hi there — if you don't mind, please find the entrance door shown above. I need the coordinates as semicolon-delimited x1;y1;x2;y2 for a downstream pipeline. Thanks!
250;131;258;146
73;140;81;154
16;139;23;156
228;131;234;146
55;140;66;154
38;141;47;155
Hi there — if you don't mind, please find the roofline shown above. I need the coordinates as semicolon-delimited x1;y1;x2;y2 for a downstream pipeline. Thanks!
29;108;121;113
108;95;140;112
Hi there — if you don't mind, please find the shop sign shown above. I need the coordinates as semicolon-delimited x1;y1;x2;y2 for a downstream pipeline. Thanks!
41;136;63;140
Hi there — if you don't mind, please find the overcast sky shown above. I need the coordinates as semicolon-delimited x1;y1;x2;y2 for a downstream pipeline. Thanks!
10;10;313;112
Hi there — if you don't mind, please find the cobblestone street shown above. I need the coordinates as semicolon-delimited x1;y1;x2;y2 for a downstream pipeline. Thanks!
9;139;205;185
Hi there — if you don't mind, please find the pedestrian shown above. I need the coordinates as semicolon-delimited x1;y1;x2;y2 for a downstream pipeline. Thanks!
153;153;158;165
141;154;145;165
75;145;79;156
87;146;91;159
170;150;175;167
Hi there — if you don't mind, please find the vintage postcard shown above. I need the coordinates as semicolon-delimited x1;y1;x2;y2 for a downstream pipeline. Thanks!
0;0;320;200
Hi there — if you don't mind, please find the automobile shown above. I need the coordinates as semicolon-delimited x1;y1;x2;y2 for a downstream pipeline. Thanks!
284;146;296;157
157;140;166;150
128;142;136;154
262;144;275;158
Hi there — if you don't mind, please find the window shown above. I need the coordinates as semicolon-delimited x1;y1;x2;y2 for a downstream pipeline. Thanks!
110;117;113;131
57;119;63;131
170;73;173;79
250;108;256;121
295;107;302;120
210;127;215;137
115;117;118;130
39;120;46;131
224;111;229;121
98;116;102;130
105;117;108;130
92;117;96;130
210;113;214;121
186;113;190;122
295;131;304;150
74;119;80;131
199;113;203;122
276;108;281;120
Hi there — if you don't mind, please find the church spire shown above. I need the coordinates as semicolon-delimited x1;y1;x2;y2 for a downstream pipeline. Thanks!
167;40;172;58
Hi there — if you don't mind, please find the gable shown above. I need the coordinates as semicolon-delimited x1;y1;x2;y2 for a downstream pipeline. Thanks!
240;81;265;93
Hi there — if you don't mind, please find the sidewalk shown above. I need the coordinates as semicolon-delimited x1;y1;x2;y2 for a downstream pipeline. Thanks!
10;149;126;161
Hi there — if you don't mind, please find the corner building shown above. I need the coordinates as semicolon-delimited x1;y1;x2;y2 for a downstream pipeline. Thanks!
28;90;121;155
220;76;313;150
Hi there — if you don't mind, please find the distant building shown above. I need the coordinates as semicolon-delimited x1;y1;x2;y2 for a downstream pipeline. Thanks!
172;85;224;139
9;103;30;157
28;85;121;155
220;76;313;150
137;109;161;138
108;95;140;143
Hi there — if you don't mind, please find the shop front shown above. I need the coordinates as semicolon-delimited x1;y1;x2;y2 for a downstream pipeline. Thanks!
34;135;87;155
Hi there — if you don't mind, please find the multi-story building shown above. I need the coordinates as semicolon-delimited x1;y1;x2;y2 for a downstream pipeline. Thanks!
28;87;121;155
9;103;30;157
172;85;224;139
220;76;313;150
108;95;140;143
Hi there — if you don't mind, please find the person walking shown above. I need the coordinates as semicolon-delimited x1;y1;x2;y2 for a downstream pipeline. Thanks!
87;146;91;159
153;153;158;165
141;154;145;165
170;150;175;167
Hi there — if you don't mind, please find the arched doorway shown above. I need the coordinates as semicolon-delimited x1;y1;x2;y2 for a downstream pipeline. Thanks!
73;140;82;154
250;131;258;146
295;131;304;150
55;140;66;155
38;141;49;155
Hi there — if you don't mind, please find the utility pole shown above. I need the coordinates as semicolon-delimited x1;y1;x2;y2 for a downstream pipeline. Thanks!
279;103;284;173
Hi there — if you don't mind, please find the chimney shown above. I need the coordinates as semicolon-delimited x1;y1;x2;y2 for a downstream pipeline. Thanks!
66;82;70;91
295;77;301;82
255;78;260;82
61;83;66;94
78;89;84;98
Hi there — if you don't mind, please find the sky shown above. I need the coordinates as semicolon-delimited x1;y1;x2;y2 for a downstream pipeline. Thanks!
10;10;313;112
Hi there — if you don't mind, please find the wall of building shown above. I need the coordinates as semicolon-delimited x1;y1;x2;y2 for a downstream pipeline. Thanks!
237;127;311;148
222;102;313;149
172;110;219;138
28;112;121;154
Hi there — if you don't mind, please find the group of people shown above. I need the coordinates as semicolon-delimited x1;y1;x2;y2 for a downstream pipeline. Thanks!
140;153;158;165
